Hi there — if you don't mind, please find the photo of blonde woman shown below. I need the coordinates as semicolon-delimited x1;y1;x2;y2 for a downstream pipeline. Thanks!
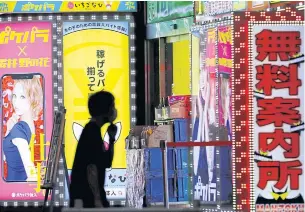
193;68;210;177
2;74;44;182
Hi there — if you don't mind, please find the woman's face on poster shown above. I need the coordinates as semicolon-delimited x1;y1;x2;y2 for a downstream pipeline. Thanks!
12;82;31;116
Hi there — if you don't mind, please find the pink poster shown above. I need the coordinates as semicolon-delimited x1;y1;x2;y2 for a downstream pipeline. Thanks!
206;28;216;74
218;26;232;74
206;29;217;128
0;22;53;200
218;26;232;140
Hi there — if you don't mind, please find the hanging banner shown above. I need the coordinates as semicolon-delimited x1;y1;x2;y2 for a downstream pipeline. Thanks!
147;1;193;24
253;25;304;211
63;21;130;199
0;22;53;200
206;28;217;142
192;28;218;203
217;25;233;203
233;9;304;211
218;26;232;75
218;25;232;138
0;1;137;13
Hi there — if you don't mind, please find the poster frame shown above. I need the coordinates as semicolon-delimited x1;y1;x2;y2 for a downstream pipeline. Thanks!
232;8;304;211
58;13;136;207
0;14;60;207
190;16;234;211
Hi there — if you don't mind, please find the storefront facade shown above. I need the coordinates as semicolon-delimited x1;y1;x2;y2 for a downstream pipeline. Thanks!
191;1;304;211
0;0;137;207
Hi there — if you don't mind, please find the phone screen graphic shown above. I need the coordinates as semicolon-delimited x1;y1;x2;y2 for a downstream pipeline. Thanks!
1;74;45;182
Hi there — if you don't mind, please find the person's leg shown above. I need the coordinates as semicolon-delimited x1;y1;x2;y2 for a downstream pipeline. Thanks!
69;198;74;208
101;187;110;208
82;197;95;208
99;169;110;207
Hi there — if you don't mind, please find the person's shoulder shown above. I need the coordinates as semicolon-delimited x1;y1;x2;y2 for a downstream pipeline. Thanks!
79;121;99;140
84;121;99;131
10;121;31;141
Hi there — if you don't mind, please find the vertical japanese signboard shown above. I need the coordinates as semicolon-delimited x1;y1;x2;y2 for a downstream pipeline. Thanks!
233;9;304;211
0;22;53;200
63;21;130;199
253;25;304;211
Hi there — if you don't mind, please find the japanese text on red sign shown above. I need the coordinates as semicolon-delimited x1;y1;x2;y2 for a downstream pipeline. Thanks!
255;29;302;191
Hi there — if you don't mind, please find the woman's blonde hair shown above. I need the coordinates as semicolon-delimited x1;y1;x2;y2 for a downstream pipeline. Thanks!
14;76;43;120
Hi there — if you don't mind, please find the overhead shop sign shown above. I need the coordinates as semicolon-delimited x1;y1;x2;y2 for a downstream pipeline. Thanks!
0;1;137;13
147;1;193;24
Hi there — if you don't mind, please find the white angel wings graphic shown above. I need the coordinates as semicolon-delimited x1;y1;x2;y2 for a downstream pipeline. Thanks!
72;122;122;144
72;122;122;172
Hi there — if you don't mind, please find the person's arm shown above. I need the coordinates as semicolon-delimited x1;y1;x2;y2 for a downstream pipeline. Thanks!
105;138;114;168
87;164;102;207
12;138;37;181
103;124;117;168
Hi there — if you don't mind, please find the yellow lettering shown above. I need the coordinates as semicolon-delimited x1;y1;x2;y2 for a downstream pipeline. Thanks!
206;58;216;67
30;27;49;43
0;59;18;68
208;30;216;43
40;133;45;161
0;59;7;68
30;134;35;163
0;3;9;12
219;58;232;68
10;31;24;44
2;58;50;68
21;3;54;12
7;59;17;68
18;58;27;68
34;4;43;11
0;26;49;44
47;3;55;11
218;28;232;44
35;162;41;193
125;2;135;10
0;26;11;44
21;2;35;12
198;1;203;14
41;57;50;67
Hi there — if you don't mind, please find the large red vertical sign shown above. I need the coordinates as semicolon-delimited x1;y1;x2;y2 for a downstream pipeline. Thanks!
233;9;304;211
253;26;304;211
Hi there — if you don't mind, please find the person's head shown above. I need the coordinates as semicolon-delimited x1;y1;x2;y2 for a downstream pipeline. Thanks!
12;76;43;120
88;91;117;126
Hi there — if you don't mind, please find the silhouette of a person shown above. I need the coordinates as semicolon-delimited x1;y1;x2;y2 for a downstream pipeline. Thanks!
69;91;117;208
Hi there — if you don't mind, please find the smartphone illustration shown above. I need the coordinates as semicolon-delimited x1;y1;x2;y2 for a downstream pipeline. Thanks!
1;73;45;182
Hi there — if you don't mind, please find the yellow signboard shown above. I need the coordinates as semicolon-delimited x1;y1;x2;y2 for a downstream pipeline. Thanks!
0;1;137;13
63;22;130;169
